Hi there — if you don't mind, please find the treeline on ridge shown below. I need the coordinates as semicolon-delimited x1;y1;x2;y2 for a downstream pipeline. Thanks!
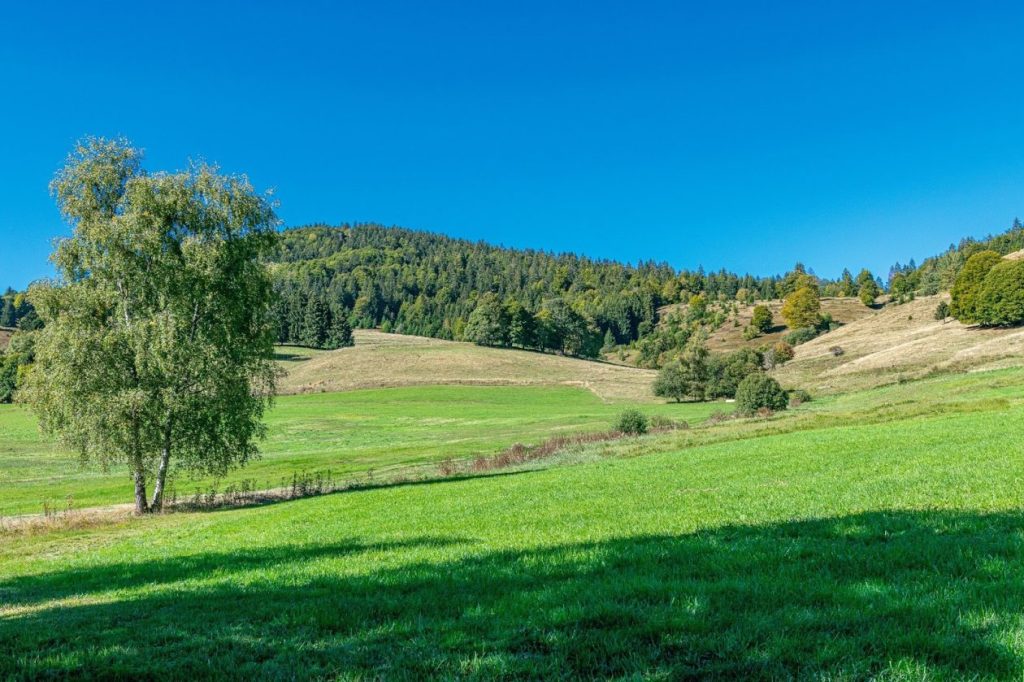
268;224;884;355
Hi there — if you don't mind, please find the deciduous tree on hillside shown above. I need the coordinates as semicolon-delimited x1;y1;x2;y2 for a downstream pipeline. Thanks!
976;259;1024;326
780;284;821;330
857;269;880;307
21;138;280;514
750;304;773;334
949;250;1002;324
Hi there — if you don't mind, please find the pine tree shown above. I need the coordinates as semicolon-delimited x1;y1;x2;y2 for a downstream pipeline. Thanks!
302;295;330;348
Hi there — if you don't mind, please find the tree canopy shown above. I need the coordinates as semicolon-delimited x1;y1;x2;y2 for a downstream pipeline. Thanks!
949;250;1003;324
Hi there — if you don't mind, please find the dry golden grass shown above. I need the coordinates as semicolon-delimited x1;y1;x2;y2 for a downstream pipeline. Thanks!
0;327;13;351
773;294;1024;394
278;330;659;402
706;297;878;353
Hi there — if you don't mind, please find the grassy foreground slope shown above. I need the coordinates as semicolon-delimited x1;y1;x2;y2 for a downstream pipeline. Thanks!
280;329;659;402
0;385;716;516
2;371;1024;678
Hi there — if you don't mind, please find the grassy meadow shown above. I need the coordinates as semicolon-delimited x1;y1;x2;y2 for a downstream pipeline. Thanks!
2;367;1024;678
0;384;719;516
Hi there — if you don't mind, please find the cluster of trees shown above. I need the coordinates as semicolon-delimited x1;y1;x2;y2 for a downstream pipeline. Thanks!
273;288;353;349
949;251;1024;326
652;336;794;403
462;294;601;357
892;218;1024;298
268;225;888;356
0;289;39;330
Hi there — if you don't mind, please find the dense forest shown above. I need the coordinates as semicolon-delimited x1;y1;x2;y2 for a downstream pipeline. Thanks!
5;218;1023;376
268;224;881;354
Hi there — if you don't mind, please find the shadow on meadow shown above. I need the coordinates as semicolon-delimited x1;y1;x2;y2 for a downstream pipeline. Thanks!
4;509;1024;679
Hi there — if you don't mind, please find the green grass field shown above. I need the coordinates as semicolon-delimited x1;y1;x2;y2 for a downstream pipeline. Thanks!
0;384;719;516
3;368;1024;678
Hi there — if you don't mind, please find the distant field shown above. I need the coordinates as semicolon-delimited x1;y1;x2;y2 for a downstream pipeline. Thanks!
279;329;659;402
0;384;717;516
3;367;1024;678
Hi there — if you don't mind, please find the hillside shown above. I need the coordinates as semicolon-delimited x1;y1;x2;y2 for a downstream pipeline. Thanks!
703;297;878;353
278;329;658;402
774;294;1024;394
0;327;12;351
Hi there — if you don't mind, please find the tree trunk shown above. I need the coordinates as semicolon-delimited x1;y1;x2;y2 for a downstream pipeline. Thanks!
133;467;149;515
150;418;173;512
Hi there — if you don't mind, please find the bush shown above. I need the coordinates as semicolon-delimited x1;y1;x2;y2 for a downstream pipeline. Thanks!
783;327;819;346
773;340;795;363
934;300;950;322
829;345;844;357
750;304;773;334
615;409;649;435
649;414;689;431
788;389;812;407
705;348;763;399
735;374;788;415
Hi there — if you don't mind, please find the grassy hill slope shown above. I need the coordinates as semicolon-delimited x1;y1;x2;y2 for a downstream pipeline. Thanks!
3;368;1024;678
703;296;878;353
774;294;1024;394
0;327;12;351
279;329;659;403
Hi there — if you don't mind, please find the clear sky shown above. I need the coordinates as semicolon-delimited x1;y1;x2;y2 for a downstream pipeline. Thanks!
2;1;1024;288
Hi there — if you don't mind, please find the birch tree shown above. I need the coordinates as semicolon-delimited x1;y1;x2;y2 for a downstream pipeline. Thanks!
22;137;279;513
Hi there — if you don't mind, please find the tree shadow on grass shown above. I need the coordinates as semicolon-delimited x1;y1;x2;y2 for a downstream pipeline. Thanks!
4;510;1024;679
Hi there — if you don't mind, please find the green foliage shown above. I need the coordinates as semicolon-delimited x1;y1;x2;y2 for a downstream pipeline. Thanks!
857;269;880;307
21;137;279;513
783;327;819;346
888;272;915;304
0;290;38;330
705;348;763;400
735;374;789;414
266;225;894;356
750;304;773;334
977;259;1024;326
615;408;648;435
905;219;1024;296
652;360;688;402
464;294;510;347
506;300;538;349
838;269;857;297
934;300;950;322
788;388;812;406
950;251;1002;323
770;340;795;367
0;332;34;404
781;285;821;329
327;313;354;348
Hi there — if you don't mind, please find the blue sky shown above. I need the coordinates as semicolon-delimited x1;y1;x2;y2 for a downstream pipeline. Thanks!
2;1;1023;288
